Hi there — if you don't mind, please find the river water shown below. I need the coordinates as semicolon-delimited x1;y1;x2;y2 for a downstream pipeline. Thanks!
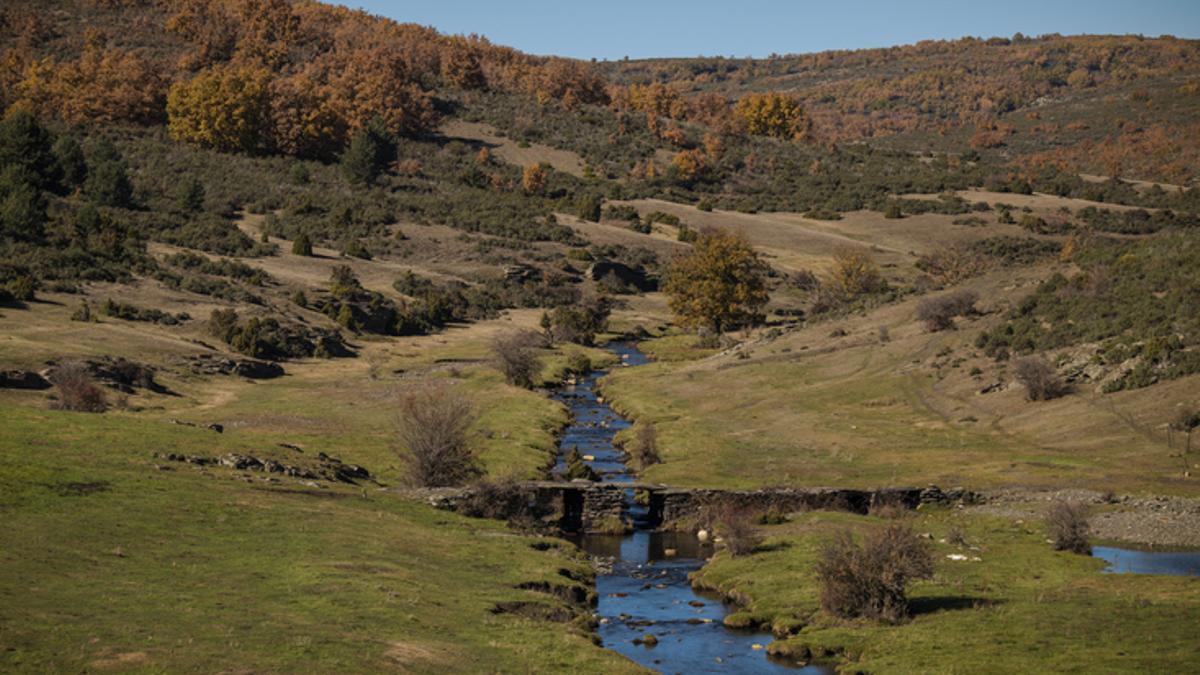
552;342;831;674
1092;546;1200;576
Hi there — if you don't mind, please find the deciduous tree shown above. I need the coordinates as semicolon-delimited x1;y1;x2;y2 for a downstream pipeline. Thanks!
734;92;809;140
167;64;273;153
663;228;769;333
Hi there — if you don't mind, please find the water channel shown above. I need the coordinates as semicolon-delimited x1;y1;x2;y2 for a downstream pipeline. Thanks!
552;342;832;674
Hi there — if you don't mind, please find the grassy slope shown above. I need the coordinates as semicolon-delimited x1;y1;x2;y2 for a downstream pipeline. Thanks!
0;406;644;673
602;275;1200;495
692;510;1200;673
0;295;646;672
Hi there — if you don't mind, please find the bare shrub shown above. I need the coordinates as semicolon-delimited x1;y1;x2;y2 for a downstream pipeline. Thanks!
946;526;968;547
49;362;108;413
916;244;985;283
868;501;909;520
490;330;542;389
1046;501;1091;554
915;289;978;332
365;351;388;380
396;380;479;487
628;423;660;468
1013;356;1070;401
816;523;934;624
717;506;763;557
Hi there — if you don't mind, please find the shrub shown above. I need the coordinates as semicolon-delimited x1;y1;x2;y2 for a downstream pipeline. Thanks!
628;423;660;468
70;300;92;322
292;233;313;256
828;247;886;298
1013;356;1069;401
716;506;764;557
491;330;542;388
395;380;479;487
575;192;603;222
915;289;978;331
1046;501;1091;554
49;361;108;413
884;203;904;219
545;296;611;345
815;523;934;624
565;351;592;375
5;274;36;302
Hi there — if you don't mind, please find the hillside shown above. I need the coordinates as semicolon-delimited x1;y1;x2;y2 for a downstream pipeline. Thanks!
2;1;1200;672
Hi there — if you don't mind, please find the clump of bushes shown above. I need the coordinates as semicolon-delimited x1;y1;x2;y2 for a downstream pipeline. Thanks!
165;251;271;286
815;523;934;624
48;361;108;413
1012;355;1070;401
395;379;480;487
541;296;611;346
208;308;347;360
915;289;978;331
491;330;543;388
1045;501;1091;554
102;299;189;325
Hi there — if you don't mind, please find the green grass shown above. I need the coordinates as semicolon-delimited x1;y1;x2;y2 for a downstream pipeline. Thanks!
693;510;1200;672
0;406;642;673
600;320;1198;494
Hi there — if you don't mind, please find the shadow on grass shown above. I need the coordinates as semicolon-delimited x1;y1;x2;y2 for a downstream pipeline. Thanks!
909;595;1001;615
754;540;794;554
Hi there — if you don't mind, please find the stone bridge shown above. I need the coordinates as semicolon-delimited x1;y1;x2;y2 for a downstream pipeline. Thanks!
433;481;973;533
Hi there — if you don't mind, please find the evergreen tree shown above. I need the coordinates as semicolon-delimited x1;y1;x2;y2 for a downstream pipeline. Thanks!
176;177;205;212
0;109;59;190
53;137;88;190
342;119;395;186
85;161;133;208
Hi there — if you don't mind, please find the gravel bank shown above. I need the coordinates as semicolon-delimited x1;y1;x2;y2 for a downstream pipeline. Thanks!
970;488;1200;548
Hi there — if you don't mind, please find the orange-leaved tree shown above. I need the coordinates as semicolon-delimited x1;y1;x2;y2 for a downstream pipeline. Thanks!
663;228;770;333
734;91;810;140
167;64;273;153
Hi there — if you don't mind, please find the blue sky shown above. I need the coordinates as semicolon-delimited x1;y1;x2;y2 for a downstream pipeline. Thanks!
337;1;1200;60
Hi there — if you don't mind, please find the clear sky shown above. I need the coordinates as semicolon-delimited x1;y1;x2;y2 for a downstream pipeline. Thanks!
336;0;1200;60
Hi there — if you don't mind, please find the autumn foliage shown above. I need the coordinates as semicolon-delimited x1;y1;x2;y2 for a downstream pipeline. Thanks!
14;31;165;125
734;92;810;140
664;228;769;332
167;64;273;153
1;0;612;160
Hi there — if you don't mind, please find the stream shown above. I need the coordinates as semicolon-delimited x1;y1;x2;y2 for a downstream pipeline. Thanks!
552;342;832;674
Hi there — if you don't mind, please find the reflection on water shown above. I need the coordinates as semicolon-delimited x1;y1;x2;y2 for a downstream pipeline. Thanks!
555;342;830;673
1093;546;1200;576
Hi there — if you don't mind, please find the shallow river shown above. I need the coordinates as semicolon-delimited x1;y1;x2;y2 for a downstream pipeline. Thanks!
552;342;832;674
